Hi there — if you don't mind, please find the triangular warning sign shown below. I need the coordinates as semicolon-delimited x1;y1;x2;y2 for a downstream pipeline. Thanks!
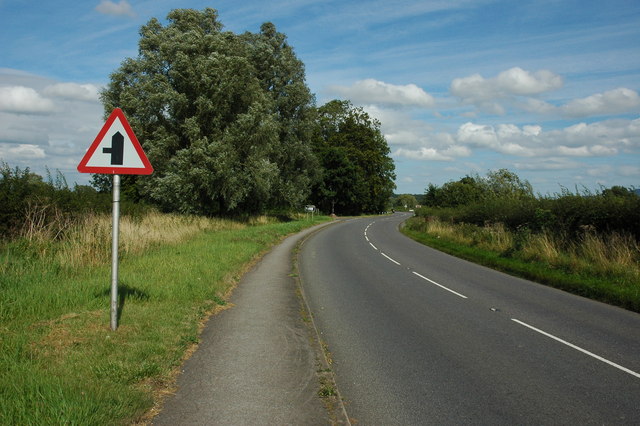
77;108;153;175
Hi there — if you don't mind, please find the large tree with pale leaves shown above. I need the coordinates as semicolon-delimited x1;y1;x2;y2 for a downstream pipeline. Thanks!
100;8;317;214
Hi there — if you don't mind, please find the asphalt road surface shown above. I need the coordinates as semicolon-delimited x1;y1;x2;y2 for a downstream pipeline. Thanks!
298;213;640;425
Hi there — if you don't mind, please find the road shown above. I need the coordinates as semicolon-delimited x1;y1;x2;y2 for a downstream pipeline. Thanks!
298;213;640;424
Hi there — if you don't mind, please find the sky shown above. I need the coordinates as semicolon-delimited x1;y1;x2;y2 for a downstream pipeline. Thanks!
1;0;639;195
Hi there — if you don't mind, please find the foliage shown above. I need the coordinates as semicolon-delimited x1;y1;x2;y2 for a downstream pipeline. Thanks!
309;100;396;215
0;163;112;239
420;169;639;239
100;9;316;215
393;194;418;210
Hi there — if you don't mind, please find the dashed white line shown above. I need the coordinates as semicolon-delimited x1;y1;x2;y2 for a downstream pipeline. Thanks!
381;253;401;265
369;242;378;251
412;271;468;299
511;318;640;379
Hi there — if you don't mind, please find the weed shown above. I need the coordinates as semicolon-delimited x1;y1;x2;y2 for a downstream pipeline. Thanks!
318;384;337;398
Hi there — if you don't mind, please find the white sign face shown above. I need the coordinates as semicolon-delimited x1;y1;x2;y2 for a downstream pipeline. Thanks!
84;116;145;168
77;108;153;175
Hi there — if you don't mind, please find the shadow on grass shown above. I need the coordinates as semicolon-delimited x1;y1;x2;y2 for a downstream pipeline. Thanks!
98;284;150;324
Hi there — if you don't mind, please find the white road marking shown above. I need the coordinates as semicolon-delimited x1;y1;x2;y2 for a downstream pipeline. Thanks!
412;271;468;299
381;253;401;265
369;242;378;251
365;235;369;242
511;318;640;379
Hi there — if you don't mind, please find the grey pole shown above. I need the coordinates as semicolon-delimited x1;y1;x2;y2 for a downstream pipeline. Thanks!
110;174;121;331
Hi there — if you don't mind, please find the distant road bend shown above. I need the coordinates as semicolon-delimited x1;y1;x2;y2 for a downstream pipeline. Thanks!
299;212;640;424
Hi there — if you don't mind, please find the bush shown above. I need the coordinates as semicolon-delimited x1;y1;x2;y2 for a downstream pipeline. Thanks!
0;163;151;241
419;170;639;241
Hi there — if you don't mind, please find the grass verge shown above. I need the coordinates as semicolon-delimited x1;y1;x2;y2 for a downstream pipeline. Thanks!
402;217;640;313
0;214;330;425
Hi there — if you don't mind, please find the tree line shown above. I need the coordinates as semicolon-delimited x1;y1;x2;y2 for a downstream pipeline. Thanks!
417;169;640;240
94;8;395;216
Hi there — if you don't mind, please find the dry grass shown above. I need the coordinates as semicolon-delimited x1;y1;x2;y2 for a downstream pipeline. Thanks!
57;212;247;268
17;210;248;269
420;217;640;281
572;231;640;277
522;232;562;264
422;218;513;252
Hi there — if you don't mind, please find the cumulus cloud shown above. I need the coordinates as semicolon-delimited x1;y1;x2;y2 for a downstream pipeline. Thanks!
0;143;46;160
43;83;100;102
451;67;562;101
517;87;640;118
456;119;640;158
330;79;435;108
392;118;638;165
95;0;136;17
0;86;55;114
450;67;563;114
0;70;106;180
393;145;471;161
561;88;640;117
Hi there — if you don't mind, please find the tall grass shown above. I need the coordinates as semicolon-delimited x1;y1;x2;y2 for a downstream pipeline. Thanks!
0;211;329;424
404;217;640;311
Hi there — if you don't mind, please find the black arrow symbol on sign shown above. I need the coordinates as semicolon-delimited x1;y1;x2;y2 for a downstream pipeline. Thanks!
103;131;124;165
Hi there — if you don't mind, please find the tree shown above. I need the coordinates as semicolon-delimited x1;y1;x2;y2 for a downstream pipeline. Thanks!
100;9;316;214
310;100;396;214
394;194;418;210
424;176;482;207
481;169;533;200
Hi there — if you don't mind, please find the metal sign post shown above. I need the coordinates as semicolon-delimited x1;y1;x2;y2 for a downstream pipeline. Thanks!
77;108;153;331
110;174;121;330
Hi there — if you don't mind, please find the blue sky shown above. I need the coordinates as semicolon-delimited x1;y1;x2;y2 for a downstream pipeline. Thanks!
1;0;639;195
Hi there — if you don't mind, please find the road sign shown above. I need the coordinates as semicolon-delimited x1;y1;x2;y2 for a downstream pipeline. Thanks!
77;108;154;330
77;108;153;175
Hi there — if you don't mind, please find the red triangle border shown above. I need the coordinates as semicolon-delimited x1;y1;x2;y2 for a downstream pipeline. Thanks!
77;108;153;175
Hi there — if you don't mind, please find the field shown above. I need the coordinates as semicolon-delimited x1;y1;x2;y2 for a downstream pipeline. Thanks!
0;212;328;424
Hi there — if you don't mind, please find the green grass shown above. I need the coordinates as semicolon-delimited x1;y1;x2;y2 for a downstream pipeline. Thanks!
402;219;640;313
0;215;330;425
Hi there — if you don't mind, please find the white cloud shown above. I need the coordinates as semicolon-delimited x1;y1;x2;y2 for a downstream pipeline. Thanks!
0;71;104;181
43;83;100;102
0;143;46;160
0;86;55;114
451;67;563;102
520;98;557;114
514;158;582;171
393;145;471;161
450;67;563;114
455;119;639;158
95;0;136;17
561;88;640;117
456;122;499;148
329;79;435;108
496;68;563;96
517;87;640;118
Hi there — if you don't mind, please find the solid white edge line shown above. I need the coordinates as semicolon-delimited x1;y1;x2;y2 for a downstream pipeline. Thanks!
381;252;400;265
369;242;378;251
412;271;468;299
511;318;640;379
